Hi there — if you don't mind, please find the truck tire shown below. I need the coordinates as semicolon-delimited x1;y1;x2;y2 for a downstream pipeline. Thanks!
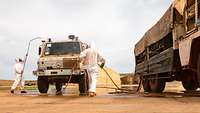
55;82;62;92
197;55;200;86
37;76;49;93
149;79;166;93
182;80;198;91
78;74;89;96
142;78;151;92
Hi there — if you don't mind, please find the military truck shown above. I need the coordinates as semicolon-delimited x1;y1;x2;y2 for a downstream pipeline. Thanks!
134;0;200;93
33;35;89;95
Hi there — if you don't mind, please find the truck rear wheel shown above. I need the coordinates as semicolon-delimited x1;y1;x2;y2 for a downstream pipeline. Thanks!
149;79;165;93
142;78;151;92
78;74;89;96
182;80;198;91
37;76;49;93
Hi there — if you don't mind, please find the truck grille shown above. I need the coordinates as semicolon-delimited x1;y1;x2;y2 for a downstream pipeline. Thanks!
63;58;79;69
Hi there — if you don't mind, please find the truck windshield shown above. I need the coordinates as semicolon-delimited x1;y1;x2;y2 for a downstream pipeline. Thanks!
45;42;81;55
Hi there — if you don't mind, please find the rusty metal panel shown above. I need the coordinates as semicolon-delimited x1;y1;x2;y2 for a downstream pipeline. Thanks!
173;24;186;49
63;58;80;69
173;0;186;15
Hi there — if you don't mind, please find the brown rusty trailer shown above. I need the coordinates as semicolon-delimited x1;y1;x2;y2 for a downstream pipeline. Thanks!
134;0;200;93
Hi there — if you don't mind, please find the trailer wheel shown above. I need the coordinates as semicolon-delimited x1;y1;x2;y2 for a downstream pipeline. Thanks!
37;76;49;93
149;79;165;93
142;78;151;92
78;74;89;96
197;55;200;86
182;80;198;91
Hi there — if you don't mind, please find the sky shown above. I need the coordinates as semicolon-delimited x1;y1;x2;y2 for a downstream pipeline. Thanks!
0;0;172;80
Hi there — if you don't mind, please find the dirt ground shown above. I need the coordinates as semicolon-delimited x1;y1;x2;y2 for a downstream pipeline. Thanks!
1;82;200;113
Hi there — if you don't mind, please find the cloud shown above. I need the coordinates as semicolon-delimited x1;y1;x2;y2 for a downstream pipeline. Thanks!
0;0;172;80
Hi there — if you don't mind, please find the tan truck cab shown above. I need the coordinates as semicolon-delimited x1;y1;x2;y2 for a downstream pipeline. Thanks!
33;35;89;95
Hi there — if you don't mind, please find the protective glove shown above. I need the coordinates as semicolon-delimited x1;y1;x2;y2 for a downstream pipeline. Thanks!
99;63;105;68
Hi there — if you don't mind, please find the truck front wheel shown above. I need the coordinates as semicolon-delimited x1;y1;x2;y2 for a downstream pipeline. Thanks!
55;82;62;92
37;76;49;93
78;74;89;96
55;82;63;95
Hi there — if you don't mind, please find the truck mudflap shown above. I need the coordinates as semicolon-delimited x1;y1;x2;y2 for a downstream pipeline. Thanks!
33;69;84;76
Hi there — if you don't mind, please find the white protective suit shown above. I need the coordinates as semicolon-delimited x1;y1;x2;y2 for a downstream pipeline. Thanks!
11;58;25;90
80;43;105;92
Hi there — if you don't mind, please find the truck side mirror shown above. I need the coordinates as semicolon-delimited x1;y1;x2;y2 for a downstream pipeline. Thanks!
39;47;41;56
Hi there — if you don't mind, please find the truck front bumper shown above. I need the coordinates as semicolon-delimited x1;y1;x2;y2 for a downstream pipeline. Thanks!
33;69;85;76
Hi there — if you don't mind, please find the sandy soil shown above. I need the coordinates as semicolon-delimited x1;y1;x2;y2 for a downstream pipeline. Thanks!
1;82;200;113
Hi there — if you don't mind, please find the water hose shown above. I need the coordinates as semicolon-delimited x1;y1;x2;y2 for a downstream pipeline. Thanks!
100;65;142;93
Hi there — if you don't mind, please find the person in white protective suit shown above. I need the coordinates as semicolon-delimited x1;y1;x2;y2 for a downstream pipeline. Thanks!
11;58;27;94
80;42;105;97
